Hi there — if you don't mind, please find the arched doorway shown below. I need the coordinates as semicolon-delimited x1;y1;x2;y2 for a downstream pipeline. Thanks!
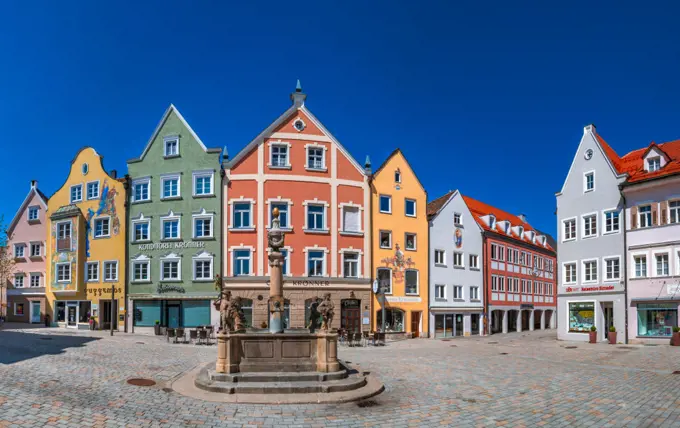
521;310;531;331
544;310;553;329
534;310;543;330
507;310;519;332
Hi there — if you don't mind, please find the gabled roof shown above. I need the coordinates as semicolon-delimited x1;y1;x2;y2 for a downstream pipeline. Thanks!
128;104;221;163
620;139;680;184
426;190;454;218
462;195;554;251
50;204;83;221
372;148;426;193
7;183;49;235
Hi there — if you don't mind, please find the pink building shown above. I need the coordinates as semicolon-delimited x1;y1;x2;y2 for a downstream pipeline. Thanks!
6;181;49;323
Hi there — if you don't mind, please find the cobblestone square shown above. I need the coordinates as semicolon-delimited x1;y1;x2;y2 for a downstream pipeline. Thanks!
2;326;680;427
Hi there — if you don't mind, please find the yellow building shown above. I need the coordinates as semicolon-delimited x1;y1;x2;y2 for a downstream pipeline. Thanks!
45;148;127;330
371;149;429;337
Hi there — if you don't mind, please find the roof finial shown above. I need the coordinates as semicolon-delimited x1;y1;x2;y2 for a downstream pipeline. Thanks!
290;80;307;107
364;155;371;168
296;79;302;93
222;145;229;160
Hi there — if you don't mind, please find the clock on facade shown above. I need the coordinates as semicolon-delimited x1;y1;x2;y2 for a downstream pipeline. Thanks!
584;149;593;160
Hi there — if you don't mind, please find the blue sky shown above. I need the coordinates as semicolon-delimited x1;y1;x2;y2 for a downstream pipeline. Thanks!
2;2;679;236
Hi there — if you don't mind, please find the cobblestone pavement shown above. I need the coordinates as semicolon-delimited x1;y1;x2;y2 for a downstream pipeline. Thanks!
3;326;680;427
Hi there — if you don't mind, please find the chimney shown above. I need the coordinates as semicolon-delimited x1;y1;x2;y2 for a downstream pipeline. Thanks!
110;170;117;179
290;79;307;107
364;155;372;176
30;180;37;189
518;213;527;223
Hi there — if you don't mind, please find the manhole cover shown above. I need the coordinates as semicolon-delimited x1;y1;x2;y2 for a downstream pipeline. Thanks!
127;378;156;387
500;352;508;355
617;346;635;350
136;342;145;345
357;400;379;408
441;339;452;342
565;346;577;349
487;342;498;345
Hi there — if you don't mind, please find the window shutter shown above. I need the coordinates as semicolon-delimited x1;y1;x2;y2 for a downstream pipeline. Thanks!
660;201;668;225
630;206;638;229
343;207;360;232
652;204;658;225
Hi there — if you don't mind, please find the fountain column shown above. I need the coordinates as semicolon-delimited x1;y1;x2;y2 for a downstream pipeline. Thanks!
268;208;285;334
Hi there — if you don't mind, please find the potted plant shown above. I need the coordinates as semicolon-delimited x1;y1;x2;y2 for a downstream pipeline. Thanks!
154;320;161;336
260;321;267;329
671;326;680;346
608;325;617;344
589;325;597;344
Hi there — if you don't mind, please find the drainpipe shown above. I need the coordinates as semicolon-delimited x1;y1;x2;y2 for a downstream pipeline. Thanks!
123;174;130;333
482;232;489;335
620;185;629;344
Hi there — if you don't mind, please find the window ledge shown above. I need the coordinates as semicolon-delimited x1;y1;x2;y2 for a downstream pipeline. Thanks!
160;279;182;283
229;227;256;232
86;280;100;284
266;226;293;232
453;298;465;302
562;238;576;243
470;299;481;302
160;196;183;202
303;229;330;234
469;267;480;271
339;231;363;237
434;263;447;268
163;155;181;160
161;238;182;242
379;211;392;215
103;279;119;283
405;293;420;296
435;298;447;302
14;257;26;261
132;200;152;205
193;279;213;283
193;194;215;199
305;167;327;172
131;280;152;284
380;246;392;250
405;247;417;252
268;165;292;170
132;240;152;244
454;223;463;227
27;219;41;225
405;214;417;218
93;236;111;240
29;255;43;260
453;266;465;270
582;235;598;239
193;237;216;241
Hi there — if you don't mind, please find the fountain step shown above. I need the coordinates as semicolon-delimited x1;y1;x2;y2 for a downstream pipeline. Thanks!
209;369;348;383
199;376;367;395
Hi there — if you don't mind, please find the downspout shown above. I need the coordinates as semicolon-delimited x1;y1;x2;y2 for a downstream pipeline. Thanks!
123;174;130;333
620;184;628;344
482;232;489;335
367;173;375;335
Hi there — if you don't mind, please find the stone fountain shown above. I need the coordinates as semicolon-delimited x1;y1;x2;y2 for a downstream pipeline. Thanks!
188;208;383;403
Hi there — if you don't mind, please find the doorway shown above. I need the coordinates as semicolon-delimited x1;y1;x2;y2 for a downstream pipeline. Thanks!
411;311;421;337
454;314;464;336
341;299;361;333
521;310;531;331
166;303;181;329
603;303;614;339
101;300;119;330
67;303;77;328
30;301;41;324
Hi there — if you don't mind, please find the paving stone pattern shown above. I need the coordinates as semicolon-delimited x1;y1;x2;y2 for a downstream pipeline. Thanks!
2;325;680;427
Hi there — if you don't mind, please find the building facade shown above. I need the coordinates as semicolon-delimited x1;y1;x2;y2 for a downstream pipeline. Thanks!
463;197;556;335
126;105;223;333
427;190;484;338
45;148;127;330
556;125;627;342
223;84;371;332
6;181;49;323
371;149;428;337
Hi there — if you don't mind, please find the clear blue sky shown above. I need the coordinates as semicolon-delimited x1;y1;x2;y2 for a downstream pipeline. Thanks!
2;2;679;237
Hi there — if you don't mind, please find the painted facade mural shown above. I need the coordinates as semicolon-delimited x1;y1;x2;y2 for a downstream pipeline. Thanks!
85;180;120;257
380;244;415;283
50;218;78;292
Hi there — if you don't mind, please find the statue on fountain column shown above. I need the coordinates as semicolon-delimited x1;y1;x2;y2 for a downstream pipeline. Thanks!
317;293;335;331
268;207;286;334
268;208;285;251
216;289;246;333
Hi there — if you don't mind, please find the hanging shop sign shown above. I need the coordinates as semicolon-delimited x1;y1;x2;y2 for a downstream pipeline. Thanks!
157;284;186;294
138;241;206;251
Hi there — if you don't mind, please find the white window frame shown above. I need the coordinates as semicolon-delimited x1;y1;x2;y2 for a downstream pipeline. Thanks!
582;212;598;238
377;267;393;295
434;249;446;266
304;143;327;171
340;250;361;279
453;252;464;268
453;212;462;226
163;135;180;157
231;246;254;277
304;246;329;277
86;180;100;200
29;273;41;288
269;141;291;168
131;258;151;283
404;199;417;217
583;170;595;193
653;251;670;277
103;261;118;282
160;173;181;200
131;216;151;243
394;169;401;183
229;198;255;231
581;258;598;284
469;286;480;301
131;177;151;203
27;206;39;221
266;247;292;276
562;217;577;242
160;211;181;240
435;284;445;299
70;184;83;203
638;205;653;228
404;232;417;251
631;252;648;278
379;194;392;214
192;252;214;281
453;285;463;300
602;208;620;234
469;254;479;269
93;216;111;238
603;256;621;281
647;156;661;172
303;200;329;233
267;198;293;230
56;262;71;283
379;230;392;249
13;244;25;258
86;261;99;283
192;170;215;197
404;269;419;295
160;253;182;281
339;203;363;235
192;211;214;239
14;274;24;288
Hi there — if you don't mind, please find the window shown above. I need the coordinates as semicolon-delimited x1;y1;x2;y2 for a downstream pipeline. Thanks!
435;285;445;299
28;243;40;257
405;199;416;217
379;231;392;249
639;205;652;228
498;277;505;291
584;172;594;192
161;176;179;199
453;285;463;299
161;260;180;280
30;274;40;288
162;219;179;240
583;260;597;282
394;170;401;183
453;252;463;267
656;253;670;276
453;213;462;225
434;250;445;265
194;217;213;238
491;243;505;261
563;218;576;241
491;275;499;291
602;257;620;281
603;210;619;233
377;268;392;294
648;157;661;172
87;181;100;200
133;261;149;282
232;202;252;229
634;255;647;278
469;254;479;269
164;137;179;157
86;262;99;282
513;278;520;293
57;222;71;252
133;221;150;242
307;147;324;170
104;261;118;281
241;299;254;328
306;205;325;231
637;303;677;337
527;280;532;294
14;274;24;288
670;201;680;224
405;269;418;294
470;286;479;300
343;252;359;278
14;303;24;316
379;195;391;213
94;218;110;238
271;144;289;167
405;233;416;250
57;263;71;282
583;214;597;237
28;206;39;221
132;179;150;202
68;184;83;203
342;206;361;233
564;262;576;284
307;251;325;277
506;248;513;264
194;259;212;280
376;308;405;333
271;203;289;228
234;250;251;276
193;172;214;196
14;244;25;258
280;249;289;275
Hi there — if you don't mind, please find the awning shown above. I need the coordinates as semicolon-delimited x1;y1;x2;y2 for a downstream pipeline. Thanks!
631;297;680;303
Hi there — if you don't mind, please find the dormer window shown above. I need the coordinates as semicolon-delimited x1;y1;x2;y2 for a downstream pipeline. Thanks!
395;169;401;183
648;157;661;172
489;215;496;229
164;136;179;157
518;227;524;236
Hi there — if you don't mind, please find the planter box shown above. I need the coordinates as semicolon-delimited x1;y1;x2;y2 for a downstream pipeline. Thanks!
608;332;617;344
589;331;597;344
671;332;680;346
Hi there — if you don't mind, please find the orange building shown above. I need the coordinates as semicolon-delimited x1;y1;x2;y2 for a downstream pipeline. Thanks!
222;82;372;332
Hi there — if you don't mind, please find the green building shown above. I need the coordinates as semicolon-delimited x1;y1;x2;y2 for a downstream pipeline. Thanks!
126;105;223;332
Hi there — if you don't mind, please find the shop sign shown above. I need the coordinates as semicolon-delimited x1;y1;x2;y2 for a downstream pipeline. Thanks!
138;241;206;251
520;303;534;309
386;296;422;303
157;284;186;294
290;280;331;287
565;285;615;293
342;299;360;308
87;287;123;296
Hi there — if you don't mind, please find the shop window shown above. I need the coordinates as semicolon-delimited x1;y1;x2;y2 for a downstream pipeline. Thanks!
568;302;594;333
79;301;92;323
133;301;161;327
375;309;405;332
56;302;66;322
470;314;480;335
182;300;211;328
637;303;677;337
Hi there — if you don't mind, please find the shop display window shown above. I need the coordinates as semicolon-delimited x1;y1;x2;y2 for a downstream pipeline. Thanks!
637;303;678;337
568;302;594;332
56;302;66;322
376;309;404;332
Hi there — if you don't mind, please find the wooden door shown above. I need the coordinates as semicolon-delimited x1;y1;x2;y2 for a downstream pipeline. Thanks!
411;311;421;337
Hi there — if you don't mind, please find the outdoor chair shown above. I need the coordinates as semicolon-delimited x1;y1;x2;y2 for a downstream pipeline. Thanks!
378;332;386;346
355;332;364;347
198;329;208;345
166;328;176;343
363;331;370;346
189;329;198;344
176;328;185;343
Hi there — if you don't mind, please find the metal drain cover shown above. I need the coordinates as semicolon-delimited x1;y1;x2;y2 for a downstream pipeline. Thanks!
500;352;508;355
565;346;577;349
127;378;156;387
487;341;498;344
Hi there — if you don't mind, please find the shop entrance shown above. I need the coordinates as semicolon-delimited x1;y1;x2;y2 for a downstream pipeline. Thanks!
491;310;503;334
521;310;531;331
30;301;41;324
411;311;421;337
341;299;361;333
507;310;519;332
67;303;77;328
101;300;119;330
603;303;614;339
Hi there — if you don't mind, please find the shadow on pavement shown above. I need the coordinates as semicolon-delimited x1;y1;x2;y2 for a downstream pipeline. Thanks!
0;330;100;365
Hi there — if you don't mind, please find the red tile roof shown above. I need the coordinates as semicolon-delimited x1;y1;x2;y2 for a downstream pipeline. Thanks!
462;195;554;251
426;191;454;218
